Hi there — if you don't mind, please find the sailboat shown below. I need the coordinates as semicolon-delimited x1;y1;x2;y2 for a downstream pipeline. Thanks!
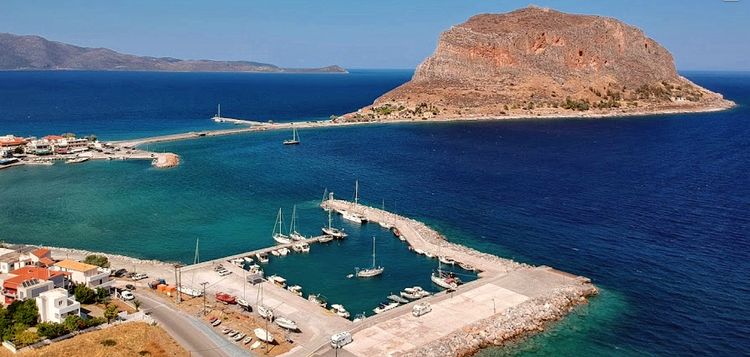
322;204;348;239
289;205;305;241
431;259;460;290
272;208;292;244
356;237;384;278
283;125;300;145
342;180;366;223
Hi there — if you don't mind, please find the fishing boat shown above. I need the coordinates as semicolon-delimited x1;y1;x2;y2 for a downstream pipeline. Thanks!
330;304;350;318
387;294;409;304
308;293;327;308
254;328;275;343
65;156;89;164
257;305;274;320
274;316;299;331
289;205;305;241
256;253;269;263
272;208;292;244
287;285;303;296
431;264;460;290
321;204;348;238
355;236;384;278
215;292;237;305
373;302;399;314
283;125;300;145
292;242;310;253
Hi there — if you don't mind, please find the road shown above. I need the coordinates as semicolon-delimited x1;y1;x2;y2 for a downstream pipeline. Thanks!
137;291;250;357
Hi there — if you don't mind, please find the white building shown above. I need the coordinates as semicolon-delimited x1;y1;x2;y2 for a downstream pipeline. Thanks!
36;288;80;323
52;260;114;290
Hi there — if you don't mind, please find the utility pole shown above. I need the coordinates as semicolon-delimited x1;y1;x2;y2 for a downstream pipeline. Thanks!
200;281;208;316
174;264;183;303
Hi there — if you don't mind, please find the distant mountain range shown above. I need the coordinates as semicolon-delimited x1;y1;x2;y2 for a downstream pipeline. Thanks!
0;33;347;73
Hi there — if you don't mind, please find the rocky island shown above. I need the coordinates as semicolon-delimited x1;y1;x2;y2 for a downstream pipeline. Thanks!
0;32;347;73
343;6;734;122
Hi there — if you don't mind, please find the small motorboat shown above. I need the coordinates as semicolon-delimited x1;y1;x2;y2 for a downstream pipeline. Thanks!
256;253;269;263
230;258;244;266
215;292;237;305
414;248;425;256
268;275;287;288
243;256;254;263
341;211;365;224
308;294;327;308
221;327;232;334
228;330;239;337
287;285;303;296
243;336;253;344
352;312;366;323
65;156;89;164
319;235;334;243
291;242;310;253
250;341;262;349
212;318;222;327
254;328;275;343
391;227;401;238
274;316;299;331
439;256;456;265
257;305;274;320
278;247;290;256
459;262;476;271
378;221;393;229
387;294;409;304
271;250;281;257
330;304;350;319
424;251;435;259
373;302;399;314
234;333;246;342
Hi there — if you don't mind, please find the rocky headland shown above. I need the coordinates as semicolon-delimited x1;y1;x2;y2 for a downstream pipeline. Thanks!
342;6;734;122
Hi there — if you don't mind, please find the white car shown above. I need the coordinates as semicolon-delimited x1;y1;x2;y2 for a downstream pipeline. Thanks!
412;302;432;317
121;290;135;300
131;273;148;281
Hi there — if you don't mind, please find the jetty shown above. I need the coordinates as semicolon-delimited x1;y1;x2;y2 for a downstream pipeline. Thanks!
167;198;596;357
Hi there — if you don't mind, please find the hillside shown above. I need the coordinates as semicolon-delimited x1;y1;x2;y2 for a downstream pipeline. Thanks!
0;33;347;73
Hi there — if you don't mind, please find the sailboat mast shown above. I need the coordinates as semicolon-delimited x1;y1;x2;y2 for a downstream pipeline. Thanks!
372;236;376;268
328;208;333;229
218;104;221;118
354;180;359;205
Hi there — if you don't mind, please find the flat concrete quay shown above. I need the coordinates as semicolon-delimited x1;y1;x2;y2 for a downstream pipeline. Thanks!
312;199;596;357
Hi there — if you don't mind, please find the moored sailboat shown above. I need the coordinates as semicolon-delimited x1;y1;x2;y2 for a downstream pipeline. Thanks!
283;125;300;145
289;205;305;241
321;199;348;238
272;208;292;244
355;236;384;278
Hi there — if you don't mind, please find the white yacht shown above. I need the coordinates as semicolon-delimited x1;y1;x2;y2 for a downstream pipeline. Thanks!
308;293;327;308
274;316;299;331
330;304;350;318
373;302;399;314
287;285;303;296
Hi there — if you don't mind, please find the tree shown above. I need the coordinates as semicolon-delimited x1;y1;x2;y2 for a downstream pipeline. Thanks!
13;147;24;154
63;315;84;332
83;255;110;268
9;300;38;327
37;322;67;338
74;284;96;304
133;300;141;312
95;288;110;303
103;304;119;324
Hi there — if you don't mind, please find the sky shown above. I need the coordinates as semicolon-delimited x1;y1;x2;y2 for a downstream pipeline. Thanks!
0;0;748;70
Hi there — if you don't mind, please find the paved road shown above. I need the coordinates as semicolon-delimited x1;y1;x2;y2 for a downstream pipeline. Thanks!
137;291;250;357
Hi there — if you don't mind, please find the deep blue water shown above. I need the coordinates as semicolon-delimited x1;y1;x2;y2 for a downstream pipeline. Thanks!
0;70;749;356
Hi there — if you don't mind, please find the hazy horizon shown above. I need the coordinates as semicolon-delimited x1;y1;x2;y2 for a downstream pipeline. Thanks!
1;0;748;71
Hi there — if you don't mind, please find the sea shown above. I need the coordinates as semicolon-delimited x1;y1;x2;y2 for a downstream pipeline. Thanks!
0;69;748;356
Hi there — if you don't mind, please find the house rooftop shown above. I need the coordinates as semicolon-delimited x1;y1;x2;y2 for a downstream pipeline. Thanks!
31;248;50;258
54;259;98;272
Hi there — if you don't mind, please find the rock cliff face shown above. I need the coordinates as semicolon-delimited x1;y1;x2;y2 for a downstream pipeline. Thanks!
0;33;347;73
345;7;732;121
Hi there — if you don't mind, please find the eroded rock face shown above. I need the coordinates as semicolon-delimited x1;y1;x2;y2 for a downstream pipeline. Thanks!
345;7;733;121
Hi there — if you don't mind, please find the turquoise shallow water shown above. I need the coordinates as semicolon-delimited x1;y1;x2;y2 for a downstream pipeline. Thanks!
1;71;749;355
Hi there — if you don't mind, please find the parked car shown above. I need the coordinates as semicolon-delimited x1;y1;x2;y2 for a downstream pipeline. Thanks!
412;302;432;317
121;290;135;300
111;268;128;277
131;273;148;281
125;284;136;290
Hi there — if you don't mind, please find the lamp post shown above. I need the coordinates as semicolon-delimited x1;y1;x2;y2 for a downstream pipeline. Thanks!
200;281;208;316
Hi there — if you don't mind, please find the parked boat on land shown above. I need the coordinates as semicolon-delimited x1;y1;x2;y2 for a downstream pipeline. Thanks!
215;292;237;304
373;302;399;314
242;336;252;344
272;208;292;244
233;333;246;342
257;305;274;320
237;298;251;311
254;328;275;343
355;236;384;278
274;316;299;331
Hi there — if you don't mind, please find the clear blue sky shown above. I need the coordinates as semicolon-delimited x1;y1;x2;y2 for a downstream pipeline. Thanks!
0;0;747;70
